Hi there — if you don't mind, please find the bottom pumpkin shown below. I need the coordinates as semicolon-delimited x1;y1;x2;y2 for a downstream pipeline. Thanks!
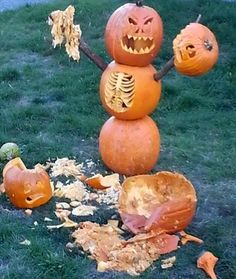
99;116;160;176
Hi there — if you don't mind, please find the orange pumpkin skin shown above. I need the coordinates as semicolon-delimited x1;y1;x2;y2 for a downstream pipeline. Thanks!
173;23;219;76
3;158;53;208
119;172;197;234
99;116;160;176
105;3;163;67
100;61;161;120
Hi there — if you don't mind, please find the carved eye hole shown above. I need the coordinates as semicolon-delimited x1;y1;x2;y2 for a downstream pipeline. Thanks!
128;17;137;25
144;18;153;25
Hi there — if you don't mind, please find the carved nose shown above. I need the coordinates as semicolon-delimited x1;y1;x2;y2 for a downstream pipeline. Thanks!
135;27;144;33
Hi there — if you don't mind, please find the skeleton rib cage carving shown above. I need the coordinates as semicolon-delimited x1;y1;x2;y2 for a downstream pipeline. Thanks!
105;72;135;113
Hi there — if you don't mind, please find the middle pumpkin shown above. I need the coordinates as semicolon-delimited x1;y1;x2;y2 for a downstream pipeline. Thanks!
100;61;161;120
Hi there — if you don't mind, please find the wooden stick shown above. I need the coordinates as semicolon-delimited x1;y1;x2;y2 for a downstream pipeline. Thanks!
79;39;108;71
154;14;202;81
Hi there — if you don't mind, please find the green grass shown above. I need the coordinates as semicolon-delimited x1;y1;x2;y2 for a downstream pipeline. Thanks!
0;0;236;278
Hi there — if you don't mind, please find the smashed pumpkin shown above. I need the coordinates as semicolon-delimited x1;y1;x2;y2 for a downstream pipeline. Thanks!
99;116;160;176
3;158;52;208
173;23;219;76
119;171;197;234
100;61;161;120
105;3;163;66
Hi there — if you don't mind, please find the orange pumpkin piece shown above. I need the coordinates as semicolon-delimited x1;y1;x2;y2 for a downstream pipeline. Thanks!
173;23;219;76
100;61;161;120
99;116;160;176
179;230;203;245
197;251;218;279
85;173;120;190
3;157;53;208
105;3;163;67
119;171;197;234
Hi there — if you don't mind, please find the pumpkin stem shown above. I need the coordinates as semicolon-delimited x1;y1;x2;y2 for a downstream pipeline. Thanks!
136;0;144;7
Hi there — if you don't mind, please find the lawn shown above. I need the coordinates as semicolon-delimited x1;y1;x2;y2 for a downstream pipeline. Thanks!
0;0;236;278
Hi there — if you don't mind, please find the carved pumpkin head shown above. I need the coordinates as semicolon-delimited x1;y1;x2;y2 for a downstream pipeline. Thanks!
100;61;161;120
119;172;197;234
173;23;219;76
3;158;53;208
99;116;160;176
105;3;163;66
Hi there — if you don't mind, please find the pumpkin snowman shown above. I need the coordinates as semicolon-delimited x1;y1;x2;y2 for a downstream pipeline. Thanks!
48;0;219;176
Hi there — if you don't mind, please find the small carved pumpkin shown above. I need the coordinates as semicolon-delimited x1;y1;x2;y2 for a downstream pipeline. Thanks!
3;158;53;208
99;116;160;176
173;23;219;76
105;3;163;66
119;172;197;234
100;61;161;120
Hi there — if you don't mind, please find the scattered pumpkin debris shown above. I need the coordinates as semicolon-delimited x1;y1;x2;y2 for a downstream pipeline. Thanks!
44;217;53;222
47;217;78;230
24;209;32;216
0;183;5;193
19;239;31;246
54;181;86;201
85;173;120;190
72;221;179;276
72;204;97;216
50;157;83;178
56;202;71;209
180;230;204;245
55;209;71;221
197;251;218;279
161;256;176;269
70;201;81;207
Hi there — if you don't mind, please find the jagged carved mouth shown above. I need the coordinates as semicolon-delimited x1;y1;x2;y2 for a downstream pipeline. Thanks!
121;35;154;54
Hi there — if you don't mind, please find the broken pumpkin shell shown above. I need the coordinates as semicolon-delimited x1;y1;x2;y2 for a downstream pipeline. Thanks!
85;173;120;190
118;171;197;234
3;157;53;208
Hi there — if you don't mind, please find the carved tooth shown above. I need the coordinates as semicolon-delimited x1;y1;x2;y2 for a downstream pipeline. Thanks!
144;46;150;53
143;37;148;41
139;48;145;54
127;34;132;39
148;37;153;40
138;37;142;41
133;49;139;54
133;36;138;40
150;44;155;51
128;47;133;53
123;45;129;52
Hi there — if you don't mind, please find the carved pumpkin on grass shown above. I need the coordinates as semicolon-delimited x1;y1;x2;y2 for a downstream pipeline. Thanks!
173;23;219;76
105;3;163;66
99;116;160;176
3;157;53;208
100;61;161;120
119;171;197;234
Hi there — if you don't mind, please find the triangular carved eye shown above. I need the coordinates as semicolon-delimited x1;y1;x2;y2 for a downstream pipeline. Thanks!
144;18;153;25
128;17;137;25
